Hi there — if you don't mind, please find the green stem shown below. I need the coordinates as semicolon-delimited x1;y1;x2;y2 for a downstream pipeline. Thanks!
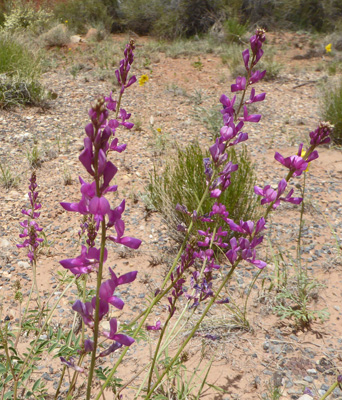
67;354;86;400
18;278;75;381
144;260;240;399
319;381;339;400
54;366;66;400
297;171;306;277
2;332;17;399
32;256;41;309
147;298;176;393
242;268;262;324
85;219;107;400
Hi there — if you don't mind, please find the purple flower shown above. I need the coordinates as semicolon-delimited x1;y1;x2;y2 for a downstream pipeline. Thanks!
245;88;266;104
309;121;333;146
242;49;250;70
240;105;261;123
250;28;266;65
254;179;302;209
231;76;246;92
209;140;227;166
108;219;142;249
98;267;137;310
146;320;162;331
249;70;266;84
60;245;107;276
103;318;134;346
18;172;44;262
220;94;236;117
274;147;314;177
109;138;127;153
60;357;84;373
105;91;117;111
98;341;123;357
303;387;313;396
219;120;244;143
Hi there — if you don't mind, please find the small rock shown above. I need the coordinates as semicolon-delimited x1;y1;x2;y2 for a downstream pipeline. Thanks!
70;35;82;44
17;261;30;269
0;239;11;248
42;372;53;381
85;28;98;41
297;395;313;400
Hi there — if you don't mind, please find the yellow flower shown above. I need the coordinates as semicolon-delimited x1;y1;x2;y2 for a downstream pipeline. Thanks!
325;43;332;53
156;128;162;133
138;74;149;86
65;20;68;24
301;150;309;172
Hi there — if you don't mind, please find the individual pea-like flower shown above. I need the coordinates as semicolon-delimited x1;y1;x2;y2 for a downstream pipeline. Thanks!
245;88;266;104
102;318;134;346
240;105;261;123
254;179;302;209
231;76;246;92
60;357;84;373
325;43;332;53
59;245;107;276
146;320;162;331
274;143;318;177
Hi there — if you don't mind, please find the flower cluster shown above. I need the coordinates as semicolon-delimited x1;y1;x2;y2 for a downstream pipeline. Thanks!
72;268;136;355
17;171;43;262
255;122;334;210
163;29;270;311
205;29;267;200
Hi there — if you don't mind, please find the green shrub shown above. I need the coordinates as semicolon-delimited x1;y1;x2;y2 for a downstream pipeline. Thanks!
223;18;248;43
53;0;113;34
0;33;45;107
146;142;260;246
2;0;54;35
321;78;342;145
39;23;70;47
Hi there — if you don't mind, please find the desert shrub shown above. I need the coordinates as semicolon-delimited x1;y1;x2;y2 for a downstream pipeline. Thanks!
2;0;54;34
223;18;248;43
321;78;342;145
53;0;113;34
39;23;70;47
258;55;282;81
119;0;163;35
0;33;45;107
146;141;260;246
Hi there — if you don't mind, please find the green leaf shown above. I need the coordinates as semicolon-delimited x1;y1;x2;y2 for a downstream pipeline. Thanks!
32;378;41;391
0;363;8;374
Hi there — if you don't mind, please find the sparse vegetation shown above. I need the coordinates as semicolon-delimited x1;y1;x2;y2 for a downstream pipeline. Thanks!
0;33;45;107
321;78;342;144
146;142;260;246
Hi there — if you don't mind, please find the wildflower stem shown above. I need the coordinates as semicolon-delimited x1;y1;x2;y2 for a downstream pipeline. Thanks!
32;256;41;309
147;297;176;393
54;366;66;400
86;218;107;400
144;260;240;399
18;278;75;383
319;381;339;400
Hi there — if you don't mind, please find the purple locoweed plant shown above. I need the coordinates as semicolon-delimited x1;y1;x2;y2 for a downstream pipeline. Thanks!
59;40;142;400
17;171;43;307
